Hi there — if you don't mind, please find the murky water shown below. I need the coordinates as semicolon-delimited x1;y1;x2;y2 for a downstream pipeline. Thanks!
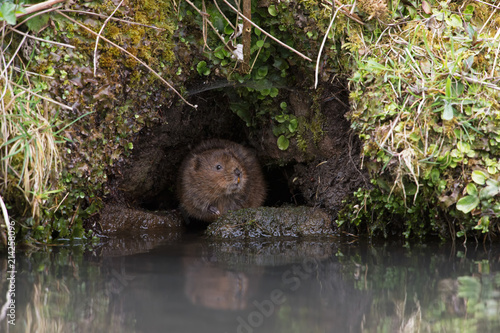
2;233;500;333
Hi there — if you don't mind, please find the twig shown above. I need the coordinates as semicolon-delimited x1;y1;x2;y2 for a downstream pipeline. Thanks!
476;0;498;36
11;66;55;79
0;195;11;237
472;0;500;10
184;0;233;55
322;0;365;25
10;81;73;110
201;0;211;51
249;36;267;73
315;4;346;88
14;5;63;30
8;27;74;49
490;28;500;78
222;0;312;62
17;0;65;17
213;0;236;31
0;33;28;101
56;10;197;108
94;0;124;77
453;74;500;91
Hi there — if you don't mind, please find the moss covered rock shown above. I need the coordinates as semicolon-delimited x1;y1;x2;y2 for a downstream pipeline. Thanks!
206;206;338;238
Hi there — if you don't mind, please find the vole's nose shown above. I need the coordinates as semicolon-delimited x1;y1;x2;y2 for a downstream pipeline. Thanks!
235;168;242;183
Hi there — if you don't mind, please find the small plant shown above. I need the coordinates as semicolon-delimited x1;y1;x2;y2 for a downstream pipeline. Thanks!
0;1;25;25
272;102;298;150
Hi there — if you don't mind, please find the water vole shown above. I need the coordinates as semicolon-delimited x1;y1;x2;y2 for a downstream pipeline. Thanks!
177;139;266;222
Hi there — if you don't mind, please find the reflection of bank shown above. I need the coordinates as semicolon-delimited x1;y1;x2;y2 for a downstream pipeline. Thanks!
183;257;259;311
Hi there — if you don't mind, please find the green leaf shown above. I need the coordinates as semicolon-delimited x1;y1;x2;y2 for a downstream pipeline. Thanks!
456;195;479;214
0;2;26;25
289;118;298;133
196;61;210;76
280;102;287;110
214;47;225;59
464;4;474;21
442;102;454;120
256;40;264;48
269;87;279;97
466;183;477;196
268;5;278;16
457;141;471;154
471;170;487;185
473;216;490;233
449;14;462;28
445;77;452;98
257;66;268;78
277;135;289;150
430;168;440;184
479;184;500;199
275;114;287;123
26;13;50;32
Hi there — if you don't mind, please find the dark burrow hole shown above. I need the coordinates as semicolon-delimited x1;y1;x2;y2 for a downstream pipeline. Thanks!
135;86;305;216
140;163;303;213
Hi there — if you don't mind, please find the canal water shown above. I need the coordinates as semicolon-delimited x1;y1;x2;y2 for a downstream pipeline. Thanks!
2;232;500;332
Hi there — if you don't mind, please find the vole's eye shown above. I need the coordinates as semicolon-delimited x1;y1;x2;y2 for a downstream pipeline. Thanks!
215;164;222;170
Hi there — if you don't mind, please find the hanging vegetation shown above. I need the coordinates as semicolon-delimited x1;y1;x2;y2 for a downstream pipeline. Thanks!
341;0;500;240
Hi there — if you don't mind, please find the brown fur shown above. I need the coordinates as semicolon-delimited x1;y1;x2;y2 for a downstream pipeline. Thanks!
178;139;266;222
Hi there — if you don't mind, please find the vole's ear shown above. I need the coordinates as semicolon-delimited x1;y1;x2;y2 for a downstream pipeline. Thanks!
192;155;201;171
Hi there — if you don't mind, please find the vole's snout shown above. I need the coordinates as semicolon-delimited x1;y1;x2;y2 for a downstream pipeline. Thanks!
235;168;242;183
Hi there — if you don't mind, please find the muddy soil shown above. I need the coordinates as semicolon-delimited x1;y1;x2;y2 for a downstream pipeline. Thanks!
101;78;368;234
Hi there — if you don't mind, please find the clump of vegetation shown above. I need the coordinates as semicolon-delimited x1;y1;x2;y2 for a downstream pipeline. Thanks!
178;0;347;150
1;0;181;244
341;0;500;240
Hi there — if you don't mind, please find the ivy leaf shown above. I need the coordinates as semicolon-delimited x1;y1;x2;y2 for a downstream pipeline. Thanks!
269;87;278;97
0;2;26;25
275;114;287;123
471;170;487;185
257;66;268;78
442;102;454;120
479;183;500;199
277;135;289;150
456;195;479;214
268;5;278;16
196;61;210;76
473;216;490;233
466;183;477;196
288;118;298;132
214;47;225;60
26;13;50;32
449;14;462;28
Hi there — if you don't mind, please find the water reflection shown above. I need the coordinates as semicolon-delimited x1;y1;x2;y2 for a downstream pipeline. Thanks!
1;236;500;333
